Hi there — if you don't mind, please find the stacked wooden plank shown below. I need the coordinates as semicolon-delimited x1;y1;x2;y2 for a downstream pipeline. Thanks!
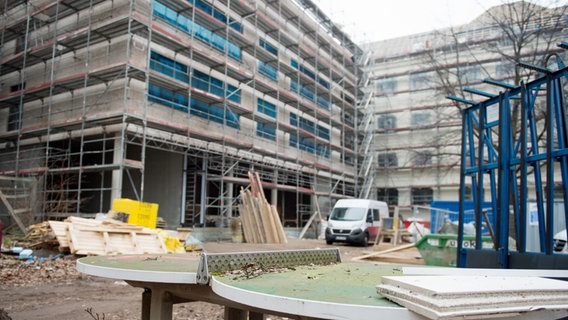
48;217;167;256
238;171;287;244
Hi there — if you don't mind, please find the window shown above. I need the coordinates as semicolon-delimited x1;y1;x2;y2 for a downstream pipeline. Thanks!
378;153;398;167
193;0;243;33
289;134;330;158
153;1;241;60
410;112;432;126
459;65;481;83
498;36;514;47
257;123;276;141
257;98;276;118
375;78;397;95
413;150;433;166
290;80;330;109
192;69;240;103
259;38;278;56
289;113;329;141
256;98;277;140
258;60;277;80
290;59;330;89
378;115;396;129
411;188;433;205
150;52;190;83
148;83;239;129
496;60;515;79
409;72;431;91
8;84;24;131
377;188;398;206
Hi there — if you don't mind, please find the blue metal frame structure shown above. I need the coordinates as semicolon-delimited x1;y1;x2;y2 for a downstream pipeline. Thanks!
450;43;568;268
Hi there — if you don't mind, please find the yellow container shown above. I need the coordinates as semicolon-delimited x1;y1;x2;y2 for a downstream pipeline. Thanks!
112;198;159;229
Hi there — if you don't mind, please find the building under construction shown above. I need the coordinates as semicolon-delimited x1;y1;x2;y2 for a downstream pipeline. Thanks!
0;0;369;231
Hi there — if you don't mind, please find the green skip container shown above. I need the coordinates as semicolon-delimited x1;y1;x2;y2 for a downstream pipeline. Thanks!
415;233;494;267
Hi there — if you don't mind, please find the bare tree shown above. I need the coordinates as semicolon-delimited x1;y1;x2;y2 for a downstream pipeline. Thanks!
422;1;567;242
423;1;567;167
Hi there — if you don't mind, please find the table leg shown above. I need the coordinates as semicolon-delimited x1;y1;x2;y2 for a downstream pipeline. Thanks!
142;289;151;320
145;287;173;319
225;306;247;320
249;311;264;320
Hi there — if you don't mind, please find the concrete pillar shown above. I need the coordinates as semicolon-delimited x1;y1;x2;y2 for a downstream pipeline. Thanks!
111;135;123;201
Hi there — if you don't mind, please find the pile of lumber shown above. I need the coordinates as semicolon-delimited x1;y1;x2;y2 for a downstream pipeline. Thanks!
48;216;167;256
238;171;287;244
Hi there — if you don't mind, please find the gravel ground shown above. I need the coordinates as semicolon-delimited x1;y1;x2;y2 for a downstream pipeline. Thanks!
0;238;378;320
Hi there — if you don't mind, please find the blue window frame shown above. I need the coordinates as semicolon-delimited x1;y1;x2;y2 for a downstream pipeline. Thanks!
148;83;189;112
257;99;276;118
257;123;276;141
290;80;330;109
153;1;241;60
149;51;240;104
259;38;278;56
148;83;239;129
290;59;330;89
193;0;243;33
289;134;330;158
192;69;240;103
150;52;190;83
290;113;329;141
258;60;277;80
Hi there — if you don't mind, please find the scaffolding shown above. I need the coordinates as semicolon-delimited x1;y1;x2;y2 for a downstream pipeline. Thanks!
0;0;364;232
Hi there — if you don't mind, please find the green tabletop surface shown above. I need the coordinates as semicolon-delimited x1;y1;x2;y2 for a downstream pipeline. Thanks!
79;253;201;273
214;262;404;307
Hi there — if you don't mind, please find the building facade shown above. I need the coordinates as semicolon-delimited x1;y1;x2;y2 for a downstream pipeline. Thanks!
0;0;365;230
366;2;567;218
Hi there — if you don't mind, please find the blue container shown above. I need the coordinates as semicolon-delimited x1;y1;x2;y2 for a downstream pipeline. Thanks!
430;200;494;234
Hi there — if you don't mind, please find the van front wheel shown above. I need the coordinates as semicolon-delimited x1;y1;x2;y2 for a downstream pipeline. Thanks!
361;233;369;247
326;240;333;245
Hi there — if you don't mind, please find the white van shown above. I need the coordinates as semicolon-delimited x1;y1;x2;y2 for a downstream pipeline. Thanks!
325;199;389;246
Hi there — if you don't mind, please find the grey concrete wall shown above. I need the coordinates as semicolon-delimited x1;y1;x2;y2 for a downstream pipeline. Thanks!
144;148;183;229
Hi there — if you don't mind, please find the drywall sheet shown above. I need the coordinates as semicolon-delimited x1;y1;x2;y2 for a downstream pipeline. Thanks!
377;275;568;320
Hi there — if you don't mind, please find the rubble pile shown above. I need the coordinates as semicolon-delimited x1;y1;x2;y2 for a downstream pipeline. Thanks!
0;255;83;288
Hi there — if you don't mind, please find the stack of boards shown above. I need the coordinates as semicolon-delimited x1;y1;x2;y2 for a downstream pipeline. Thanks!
48;216;167;255
377;275;568;319
238;171;287;244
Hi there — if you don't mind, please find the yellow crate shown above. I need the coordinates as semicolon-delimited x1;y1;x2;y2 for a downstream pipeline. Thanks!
112;198;159;229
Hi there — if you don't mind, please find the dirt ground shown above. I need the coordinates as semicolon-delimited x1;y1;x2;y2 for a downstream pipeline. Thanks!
0;239;382;320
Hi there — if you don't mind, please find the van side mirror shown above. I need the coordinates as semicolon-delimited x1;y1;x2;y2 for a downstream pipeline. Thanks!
366;216;373;223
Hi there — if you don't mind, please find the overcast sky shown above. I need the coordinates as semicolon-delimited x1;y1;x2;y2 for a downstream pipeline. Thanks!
313;0;562;43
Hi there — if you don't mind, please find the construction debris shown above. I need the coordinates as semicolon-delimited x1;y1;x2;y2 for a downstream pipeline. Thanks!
352;243;424;265
238;171;287;244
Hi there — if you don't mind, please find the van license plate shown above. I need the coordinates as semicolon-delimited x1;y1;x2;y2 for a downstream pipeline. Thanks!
336;236;346;240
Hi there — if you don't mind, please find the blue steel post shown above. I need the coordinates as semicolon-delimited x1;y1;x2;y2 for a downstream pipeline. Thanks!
518;82;528;252
545;74;554;255
551;75;568;250
457;110;469;267
475;103;486;249
497;92;511;268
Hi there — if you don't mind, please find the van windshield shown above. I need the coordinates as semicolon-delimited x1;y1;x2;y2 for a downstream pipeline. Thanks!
329;207;366;221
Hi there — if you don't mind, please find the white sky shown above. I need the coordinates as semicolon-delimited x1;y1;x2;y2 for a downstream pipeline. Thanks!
313;0;557;43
